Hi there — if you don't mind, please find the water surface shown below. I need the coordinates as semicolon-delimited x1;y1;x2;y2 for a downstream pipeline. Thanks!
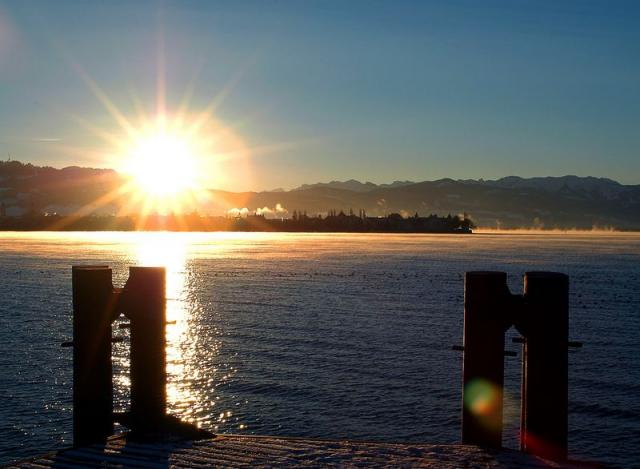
0;232;638;466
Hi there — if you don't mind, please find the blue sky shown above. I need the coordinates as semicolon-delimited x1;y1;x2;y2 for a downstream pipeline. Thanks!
0;0;638;190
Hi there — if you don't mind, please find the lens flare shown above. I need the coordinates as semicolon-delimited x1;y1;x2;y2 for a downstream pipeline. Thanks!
464;378;502;427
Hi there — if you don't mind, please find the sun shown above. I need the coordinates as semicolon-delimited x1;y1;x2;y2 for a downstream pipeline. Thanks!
51;31;264;228
107;110;251;219
126;131;199;198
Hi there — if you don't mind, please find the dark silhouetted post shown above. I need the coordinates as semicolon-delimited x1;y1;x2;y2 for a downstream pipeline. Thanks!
462;272;509;448
72;266;115;446
462;272;511;448
521;272;569;461
124;266;167;431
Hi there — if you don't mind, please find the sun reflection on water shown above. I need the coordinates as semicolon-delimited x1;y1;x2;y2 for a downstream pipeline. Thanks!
125;232;241;430
133;234;201;423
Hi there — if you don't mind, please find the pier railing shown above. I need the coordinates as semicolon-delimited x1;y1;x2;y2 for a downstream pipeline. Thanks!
67;265;578;461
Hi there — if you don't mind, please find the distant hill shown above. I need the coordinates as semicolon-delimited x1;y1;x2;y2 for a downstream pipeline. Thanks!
1;161;639;229
0;160;123;216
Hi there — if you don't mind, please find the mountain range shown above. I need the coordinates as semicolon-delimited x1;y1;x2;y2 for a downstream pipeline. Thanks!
292;180;416;193
248;176;640;229
1;160;639;229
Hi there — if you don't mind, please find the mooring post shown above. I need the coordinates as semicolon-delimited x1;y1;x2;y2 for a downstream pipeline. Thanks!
123;266;167;432
521;271;569;461
462;271;511;448
71;266;115;446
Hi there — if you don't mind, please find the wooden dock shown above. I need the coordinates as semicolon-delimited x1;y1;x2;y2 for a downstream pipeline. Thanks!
9;434;589;468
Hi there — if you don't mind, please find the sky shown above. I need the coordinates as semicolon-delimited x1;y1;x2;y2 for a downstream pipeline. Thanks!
0;0;639;191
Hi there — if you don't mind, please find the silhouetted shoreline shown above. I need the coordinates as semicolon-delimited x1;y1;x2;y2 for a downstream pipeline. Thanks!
0;211;473;233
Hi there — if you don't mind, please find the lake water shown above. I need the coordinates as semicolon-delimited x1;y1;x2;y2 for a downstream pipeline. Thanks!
0;232;638;466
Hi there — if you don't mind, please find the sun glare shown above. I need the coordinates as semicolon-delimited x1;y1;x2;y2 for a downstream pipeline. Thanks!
61;43;261;225
127;132;199;197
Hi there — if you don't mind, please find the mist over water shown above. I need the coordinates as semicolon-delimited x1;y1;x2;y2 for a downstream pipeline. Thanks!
0;232;638;466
